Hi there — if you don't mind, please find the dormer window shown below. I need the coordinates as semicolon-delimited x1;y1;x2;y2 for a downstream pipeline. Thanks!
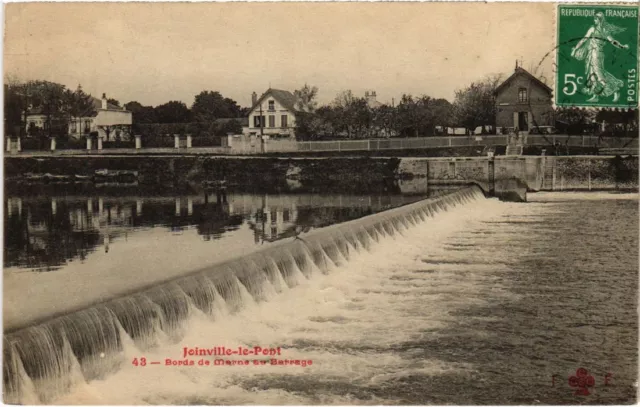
518;88;528;103
268;100;275;111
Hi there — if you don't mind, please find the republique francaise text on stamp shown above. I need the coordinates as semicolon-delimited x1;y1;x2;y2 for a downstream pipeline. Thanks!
556;4;639;109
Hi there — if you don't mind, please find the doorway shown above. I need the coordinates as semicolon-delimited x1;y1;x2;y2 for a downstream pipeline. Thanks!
517;112;529;132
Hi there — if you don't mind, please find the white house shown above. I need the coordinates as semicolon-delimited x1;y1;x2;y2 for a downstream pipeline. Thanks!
244;88;304;138
26;93;133;141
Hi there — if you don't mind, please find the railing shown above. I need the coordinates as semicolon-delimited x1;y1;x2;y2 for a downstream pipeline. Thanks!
295;136;511;152
526;134;639;149
5;134;638;155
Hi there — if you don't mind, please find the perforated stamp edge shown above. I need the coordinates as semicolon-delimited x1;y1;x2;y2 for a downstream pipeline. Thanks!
552;2;639;111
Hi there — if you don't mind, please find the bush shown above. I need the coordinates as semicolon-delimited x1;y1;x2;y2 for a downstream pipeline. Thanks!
142;135;176;148
103;140;135;149
57;137;87;150
135;120;243;140
191;136;221;147
21;137;48;151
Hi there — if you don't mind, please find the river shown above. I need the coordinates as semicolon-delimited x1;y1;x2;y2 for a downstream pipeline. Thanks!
3;190;638;404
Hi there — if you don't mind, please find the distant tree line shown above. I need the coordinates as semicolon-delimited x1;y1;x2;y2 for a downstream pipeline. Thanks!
293;75;638;141
293;78;500;141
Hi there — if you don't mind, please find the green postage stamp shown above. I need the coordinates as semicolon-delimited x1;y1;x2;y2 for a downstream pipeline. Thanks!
556;5;639;109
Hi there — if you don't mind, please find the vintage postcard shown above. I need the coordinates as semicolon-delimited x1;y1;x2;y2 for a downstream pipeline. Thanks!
3;2;638;406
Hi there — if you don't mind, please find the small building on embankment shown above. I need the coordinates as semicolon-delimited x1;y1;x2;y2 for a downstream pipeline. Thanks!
494;64;554;134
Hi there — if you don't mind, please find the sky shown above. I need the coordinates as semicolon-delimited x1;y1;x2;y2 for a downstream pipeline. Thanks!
4;2;556;108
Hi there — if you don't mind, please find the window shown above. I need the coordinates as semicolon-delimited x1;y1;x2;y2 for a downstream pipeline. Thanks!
281;115;288;128
268;100;275;111
254;115;266;128
518;88;528;103
269;115;275;128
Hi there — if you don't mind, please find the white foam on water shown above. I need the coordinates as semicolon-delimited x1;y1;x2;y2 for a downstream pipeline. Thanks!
47;194;512;406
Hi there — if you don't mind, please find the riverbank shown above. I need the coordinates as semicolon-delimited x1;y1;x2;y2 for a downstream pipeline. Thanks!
4;155;638;195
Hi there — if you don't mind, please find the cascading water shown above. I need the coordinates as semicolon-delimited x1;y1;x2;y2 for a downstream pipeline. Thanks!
3;186;487;404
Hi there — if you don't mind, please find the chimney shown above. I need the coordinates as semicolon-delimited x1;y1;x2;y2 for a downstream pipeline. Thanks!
101;93;108;109
252;92;258;106
366;90;377;104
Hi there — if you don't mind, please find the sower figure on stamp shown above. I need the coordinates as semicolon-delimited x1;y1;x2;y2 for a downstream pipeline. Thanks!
571;12;629;103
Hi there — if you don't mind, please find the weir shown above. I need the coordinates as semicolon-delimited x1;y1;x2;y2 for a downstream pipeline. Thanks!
3;186;486;404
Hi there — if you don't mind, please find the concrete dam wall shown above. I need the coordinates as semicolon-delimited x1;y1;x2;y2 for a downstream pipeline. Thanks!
419;155;638;193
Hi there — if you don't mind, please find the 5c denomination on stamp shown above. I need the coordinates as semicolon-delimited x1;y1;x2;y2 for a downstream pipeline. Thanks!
556;4;638;109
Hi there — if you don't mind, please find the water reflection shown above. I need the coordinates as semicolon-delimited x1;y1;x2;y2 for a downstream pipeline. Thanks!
4;190;449;272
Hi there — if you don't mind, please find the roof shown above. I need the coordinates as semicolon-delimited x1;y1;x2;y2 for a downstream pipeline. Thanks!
92;96;122;111
250;88;303;114
367;99;383;109
27;96;125;116
494;67;552;96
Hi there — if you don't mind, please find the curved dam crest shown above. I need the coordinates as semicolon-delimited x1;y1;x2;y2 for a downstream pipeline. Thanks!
3;186;485;404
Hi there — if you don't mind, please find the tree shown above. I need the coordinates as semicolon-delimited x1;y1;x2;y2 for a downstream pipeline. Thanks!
213;119;243;137
454;74;503;133
372;105;396;138
430;98;455;134
345;98;373;138
294;111;315;141
191;91;242;122
4;78;27;139
125;101;157;126
332;90;356;110
29;80;69;142
154;101;191;124
555;108;596;135
595;109;638;139
395;94;434;137
311;107;340;139
326;90;373;138
107;98;120;107
293;84;319;112
223;97;243;118
64;85;96;137
329;91;373;139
